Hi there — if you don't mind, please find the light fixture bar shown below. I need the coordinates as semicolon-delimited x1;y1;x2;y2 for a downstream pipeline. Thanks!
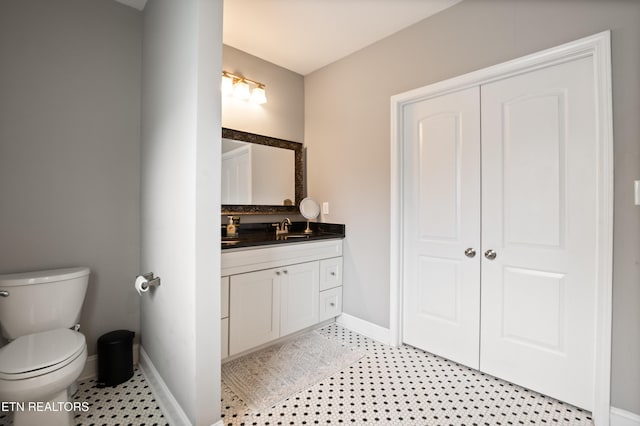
221;71;267;104
222;71;264;88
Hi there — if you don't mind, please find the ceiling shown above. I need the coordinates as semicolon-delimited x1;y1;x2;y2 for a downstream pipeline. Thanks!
115;0;463;75
223;0;463;75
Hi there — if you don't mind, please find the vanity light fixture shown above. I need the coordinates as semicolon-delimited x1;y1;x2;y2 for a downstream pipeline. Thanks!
221;73;234;96
233;79;250;100
221;71;267;104
250;84;267;104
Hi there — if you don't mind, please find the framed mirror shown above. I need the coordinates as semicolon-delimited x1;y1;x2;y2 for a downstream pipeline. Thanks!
221;128;304;214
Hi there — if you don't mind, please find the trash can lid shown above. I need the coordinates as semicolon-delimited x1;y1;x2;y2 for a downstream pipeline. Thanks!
98;330;135;345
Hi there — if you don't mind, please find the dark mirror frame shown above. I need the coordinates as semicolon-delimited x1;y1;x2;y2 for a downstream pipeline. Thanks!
221;127;304;214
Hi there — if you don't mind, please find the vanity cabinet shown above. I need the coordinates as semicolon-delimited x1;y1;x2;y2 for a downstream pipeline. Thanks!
221;239;343;359
229;261;320;355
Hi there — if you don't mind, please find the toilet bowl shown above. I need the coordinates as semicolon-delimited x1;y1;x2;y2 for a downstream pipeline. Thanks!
0;267;90;426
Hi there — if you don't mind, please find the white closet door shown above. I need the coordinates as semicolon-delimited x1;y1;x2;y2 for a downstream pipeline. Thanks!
480;57;597;410
402;87;481;369
221;145;252;204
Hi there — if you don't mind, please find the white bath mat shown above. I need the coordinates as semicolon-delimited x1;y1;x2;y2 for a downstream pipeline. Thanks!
222;330;365;412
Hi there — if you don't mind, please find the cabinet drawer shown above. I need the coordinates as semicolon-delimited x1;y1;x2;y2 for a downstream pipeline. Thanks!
319;286;342;322
221;317;229;359
319;257;343;291
221;276;229;319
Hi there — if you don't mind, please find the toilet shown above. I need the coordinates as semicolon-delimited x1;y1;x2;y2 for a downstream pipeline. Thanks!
0;267;90;426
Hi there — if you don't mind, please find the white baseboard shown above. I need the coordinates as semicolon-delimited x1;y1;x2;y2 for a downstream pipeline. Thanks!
336;313;391;345
139;346;192;426
78;343;140;381
79;355;97;381
612;407;640;426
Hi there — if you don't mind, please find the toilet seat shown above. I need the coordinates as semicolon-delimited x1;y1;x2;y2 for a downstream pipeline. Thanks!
0;329;85;380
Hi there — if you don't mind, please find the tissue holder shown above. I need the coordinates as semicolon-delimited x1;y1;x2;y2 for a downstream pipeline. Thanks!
140;272;161;288
135;272;161;295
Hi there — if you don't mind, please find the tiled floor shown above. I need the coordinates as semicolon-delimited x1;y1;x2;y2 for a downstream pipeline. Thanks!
72;370;168;426
0;369;168;426
221;324;593;426
0;323;594;426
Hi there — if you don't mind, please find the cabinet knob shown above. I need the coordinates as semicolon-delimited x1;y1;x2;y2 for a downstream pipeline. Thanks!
283;270;288;274
464;248;476;258
329;302;335;307
275;271;281;276
330;271;336;276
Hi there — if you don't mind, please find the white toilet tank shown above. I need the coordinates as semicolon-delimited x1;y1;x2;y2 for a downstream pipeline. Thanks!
0;267;90;340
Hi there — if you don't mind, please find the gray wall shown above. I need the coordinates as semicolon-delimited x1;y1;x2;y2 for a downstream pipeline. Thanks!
223;45;304;143
305;0;640;414
0;0;142;355
222;45;305;224
141;1;222;424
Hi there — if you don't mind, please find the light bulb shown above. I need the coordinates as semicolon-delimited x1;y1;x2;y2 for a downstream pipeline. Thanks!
233;80;250;100
250;86;267;104
221;74;234;95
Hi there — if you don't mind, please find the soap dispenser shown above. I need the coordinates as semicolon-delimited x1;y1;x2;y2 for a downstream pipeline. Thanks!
226;216;237;237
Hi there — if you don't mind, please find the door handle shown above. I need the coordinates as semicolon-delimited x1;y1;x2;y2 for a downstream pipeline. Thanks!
464;248;476;258
484;249;497;260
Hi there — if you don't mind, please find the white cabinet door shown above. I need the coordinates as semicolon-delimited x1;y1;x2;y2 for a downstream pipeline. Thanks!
480;57;597;410
402;86;482;369
221;318;229;359
221;276;229;319
221;276;230;359
280;261;320;336
229;268;280;356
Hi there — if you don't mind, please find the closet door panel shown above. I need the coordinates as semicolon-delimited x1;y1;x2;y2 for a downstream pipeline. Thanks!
480;57;597;410
402;87;481;369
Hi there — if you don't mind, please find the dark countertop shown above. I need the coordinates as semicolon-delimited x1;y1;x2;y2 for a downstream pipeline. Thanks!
221;221;345;250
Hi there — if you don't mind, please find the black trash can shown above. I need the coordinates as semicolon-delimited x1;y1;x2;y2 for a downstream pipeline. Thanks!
97;330;135;388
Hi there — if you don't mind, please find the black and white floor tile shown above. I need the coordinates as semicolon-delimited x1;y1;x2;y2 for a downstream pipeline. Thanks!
0;369;167;426
0;324;593;426
72;370;168;426
221;323;594;426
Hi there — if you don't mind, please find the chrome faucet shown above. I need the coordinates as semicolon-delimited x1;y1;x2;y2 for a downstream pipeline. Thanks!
273;217;292;236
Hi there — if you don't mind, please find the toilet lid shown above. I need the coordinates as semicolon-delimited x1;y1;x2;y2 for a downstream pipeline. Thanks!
0;329;85;377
